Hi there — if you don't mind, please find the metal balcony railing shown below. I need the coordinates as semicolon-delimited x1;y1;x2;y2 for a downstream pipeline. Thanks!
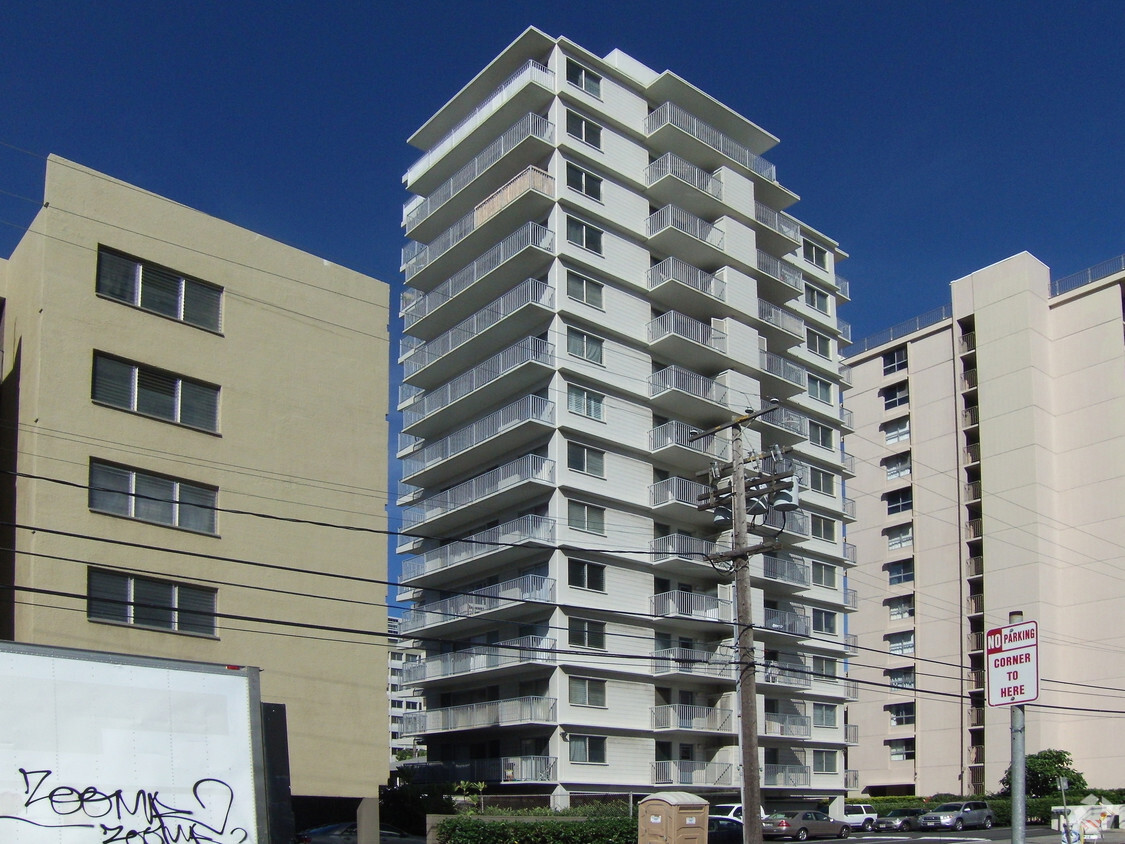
402;696;556;734
648;256;726;300
754;201;800;241
645;102;777;181
1051;251;1125;297
652;590;733;623
758;406;809;437
400;514;554;582
764;712;811;738
761;554;811;587
755;250;803;290
649;420;730;461
650;365;728;405
645;152;722;198
646;205;724;248
401;454;554;529
652;704;734;732
760;350;807;387
968;631;984;652
652;647;735;679
763;764;810;787
844;633;858;654
650;533;722;564
845;769;859;790
961;369;979;390
965;480;982;501
966;593;984;614
838;319;852;343
966;518;983;539
966;555;984;577
843;497;856;518
838;362;853;386
650;476;710;509
835;276;850;299
399;574;554;633
845;724;859;744
652;760;734;787
758;299;804;336
969;707;985;727
960;331;977;354
760;660;812;689
963;405;980;427
406;755;558;785
964;443;981;464
763;608;810;636
649;311;727;353
844;588;858;609
403;635;556;683
968;669;984;689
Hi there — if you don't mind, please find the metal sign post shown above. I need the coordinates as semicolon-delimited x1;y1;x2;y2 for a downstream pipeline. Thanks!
988;612;1038;844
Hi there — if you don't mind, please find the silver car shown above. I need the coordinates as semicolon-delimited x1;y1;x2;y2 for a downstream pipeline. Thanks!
917;801;994;831
874;808;925;832
763;811;851;841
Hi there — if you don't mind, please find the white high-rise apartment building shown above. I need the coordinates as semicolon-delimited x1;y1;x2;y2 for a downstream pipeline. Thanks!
395;29;856;806
846;251;1125;796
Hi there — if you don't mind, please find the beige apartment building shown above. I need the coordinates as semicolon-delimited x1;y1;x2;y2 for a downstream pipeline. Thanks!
0;156;390;814
846;251;1125;795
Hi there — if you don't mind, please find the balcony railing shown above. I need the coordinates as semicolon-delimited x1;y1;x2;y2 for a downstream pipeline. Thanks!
399;574;555;633
650;533;721;564
760;350;807;387
649;311;727;353
965;480;982;501
652;647;734;679
845;769;859;790
646;205;724;249
402;696;556;734
650;365;728;405
966;555;984;577
843;588;858;609
961;369;979;391
652;590;733;623
405;60;554;185
650;476;710;509
407;755;557;785
763;764;810;787
401;222;553;326
645;152;722;198
1051;251;1125;297
645;102;777;181
967;631;984;652
649;420;729;461
761;554;811;587
837;319;852;343
845;724;859;745
764;712;811;738
405;113;554;232
758;406;809;437
964;443;981;464
838;362;853;386
652;704;734;733
966;518;983;539
754;201;800;241
401;454;554;529
652;760;734;787
844;633;858;654
758;299;804;336
400;514;554;582
960;331;977;354
755;250;803;290
760;660;812;689
963;405;980;427
966;593;984;614
763;608;810;636
401;279;553;377
403;635;556;683
969;707;985;727
648;256;725;300
403;166;554;278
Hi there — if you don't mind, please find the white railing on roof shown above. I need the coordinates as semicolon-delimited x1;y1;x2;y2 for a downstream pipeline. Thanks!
848;305;953;355
1052;252;1125;296
647;257;725;300
648;311;727;353
646;205;724;248
401;454;554;529
644;152;722;198
400;514;554;582
645;101;777;181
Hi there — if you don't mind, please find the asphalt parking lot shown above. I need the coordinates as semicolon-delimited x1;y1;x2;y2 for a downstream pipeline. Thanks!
843;828;1124;844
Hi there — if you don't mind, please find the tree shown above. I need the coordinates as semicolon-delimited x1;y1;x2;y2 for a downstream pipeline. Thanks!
1000;749;1088;797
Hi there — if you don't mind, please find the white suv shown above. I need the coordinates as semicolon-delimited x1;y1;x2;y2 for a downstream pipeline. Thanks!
713;804;768;821
843;805;878;831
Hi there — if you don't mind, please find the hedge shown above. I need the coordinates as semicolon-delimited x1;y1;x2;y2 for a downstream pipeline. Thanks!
436;816;636;844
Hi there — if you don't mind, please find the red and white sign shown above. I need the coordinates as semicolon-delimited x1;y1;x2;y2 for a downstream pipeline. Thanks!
986;620;1039;706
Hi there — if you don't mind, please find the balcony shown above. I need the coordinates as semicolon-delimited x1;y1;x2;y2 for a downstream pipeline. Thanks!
652;760;734;787
650;476;712;526
407;755;557;785
965;480;982;502
753;200;801;252
652;590;733;624
401;222;554;335
966;555;984;577
838;363;853;387
403;635;556;683
960;332;977;354
646;205;725;267
649;311;728;370
760;659;812;690
756;299;805;342
644;152;724;217
402;696;556;735
650;420;730;473
650;533;723;576
652;704;735;733
652;646;735;681
844;633;858;655
968;669;984;690
399;574;555;634
759;349;807;393
763;712;811;738
966;518;983;540
400;279;553;387
757;406;809;442
967;631;984;652
399;514;554;587
759;554;811;590
969;745;985;764
839;406;854;431
964;443;981;465
644;101;778;182
963;405;980;428
650;365;729;423
845;724;859;745
762;608;810;637
961;368;979;391
405;113;554;237
969;707;985;727
966;593;984;615
845;770;859;790
403;166;555;284
754;250;804;297
763;764;810;788
648;257;726;317
753;508;810;540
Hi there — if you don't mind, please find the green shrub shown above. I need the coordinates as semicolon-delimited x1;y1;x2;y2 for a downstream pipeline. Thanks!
436;816;636;844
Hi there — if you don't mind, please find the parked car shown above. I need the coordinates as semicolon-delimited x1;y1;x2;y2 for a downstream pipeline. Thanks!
709;815;745;844
843;805;879;831
713;803;768;820
874;808;925;832
294;823;356;844
763;811;851;840
917;802;994;831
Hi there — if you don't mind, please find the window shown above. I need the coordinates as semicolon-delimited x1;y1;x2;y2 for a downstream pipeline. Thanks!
886;524;913;550
813;609;837;635
887;559;915;585
568;501;606;534
567;327;604;364
565;109;602;148
88;568;215;635
804;284;829;314
566;216;603;253
569;559;606;591
888;738;916;761
811;515;836;542
569;734;607;763
803;240;827;269
809;421;833;450
887;630;915;655
565;58;602;97
567;385;604;420
810;468;836;496
882;382;909;409
884;452;911;480
567;271;603;308
883;417;910;444
569;676;607;707
813;749;838;774
568;442;605;477
888;595;915;620
812;655;837;681
566;162;602;200
808;375;832;404
812;562;836;588
90;461;217;534
888;702;916;726
569;618;606;649
806;328;831;358
813;702;838;728
97;248;222;331
883;346;908;375
886;488;913;515
888;668;915;690
93;354;219;432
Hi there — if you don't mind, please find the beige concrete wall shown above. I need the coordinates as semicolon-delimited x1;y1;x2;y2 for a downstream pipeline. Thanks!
2;156;390;797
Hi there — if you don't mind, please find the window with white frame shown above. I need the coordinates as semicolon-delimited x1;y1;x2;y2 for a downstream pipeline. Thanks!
884;452;912;480
810;467;836;496
565;109;602;148
88;568;215;635
804;284;830;314
803;240;827;269
89;460;217;534
888;668;915;689
566;162;602;201
93;354;219;431
567;327;604;364
883;346;908;375
813;702;838;728
568;559;606;591
883;417;910;444
887;630;915;655
887;559;915;585
567;442;605;477
569;676;607;707
812;561;836;588
888;702;916;726
813;749;838;774
97;248;223;331
812;515;836;542
567;385;604;420
813;608;837;635
886;488;913;515
806;328;831;358
809;421;833;450
568;618;606;649
888;595;915;620
882;381;909;409
886;524;913;550
565;58;602;97
568;501;605;534
888;738;916;760
808;375;832;404
567;271;603;308
566;216;603;253
569;734;607;763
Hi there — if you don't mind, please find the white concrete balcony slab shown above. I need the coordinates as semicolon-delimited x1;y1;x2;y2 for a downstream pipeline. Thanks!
402;635;556;684
651;704;734;733
649;365;729;423
645;205;725;268
651;590;732;624
399;514;554;586
753;200;801;252
644;152;724;219
648;311;727;372
753;249;803;298
406;755;557;785
402;696;557;735
645;102;777;182
651;646;735;681
399;574;554;635
764;712;812;738
758;349;807;395
649;476;712;527
649;533;723;577
649;420;729;474
652;759;734;787
647;257;726;320
756;299;805;344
